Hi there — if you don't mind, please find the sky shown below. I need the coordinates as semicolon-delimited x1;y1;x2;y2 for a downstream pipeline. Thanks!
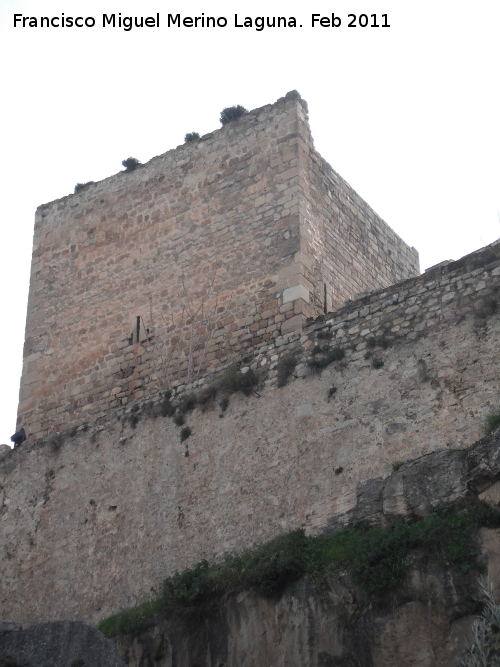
1;0;499;445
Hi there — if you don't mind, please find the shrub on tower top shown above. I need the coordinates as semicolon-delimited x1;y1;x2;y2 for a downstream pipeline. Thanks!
122;157;141;172
220;105;248;126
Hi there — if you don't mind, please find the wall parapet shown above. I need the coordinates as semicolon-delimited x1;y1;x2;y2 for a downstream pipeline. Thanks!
165;237;500;398
11;238;500;451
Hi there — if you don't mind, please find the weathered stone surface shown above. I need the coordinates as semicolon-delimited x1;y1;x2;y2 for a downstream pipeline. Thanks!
0;619;21;636
467;430;500;493
382;449;467;518
0;446;11;462
2;401;500;666
108;432;500;667
479;481;500;507
327;427;500;530
112;562;487;667
373;601;437;667
0;620;124;667
1;288;500;627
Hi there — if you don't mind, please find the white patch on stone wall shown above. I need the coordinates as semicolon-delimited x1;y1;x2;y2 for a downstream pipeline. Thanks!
282;284;309;304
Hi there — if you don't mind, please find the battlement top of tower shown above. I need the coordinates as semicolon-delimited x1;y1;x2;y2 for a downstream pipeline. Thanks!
36;90;309;212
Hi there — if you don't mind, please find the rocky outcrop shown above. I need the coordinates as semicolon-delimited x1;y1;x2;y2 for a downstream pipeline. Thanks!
328;425;500;531
112;428;500;667
0;620;125;667
113;562;487;667
3;430;500;667
0;620;21;637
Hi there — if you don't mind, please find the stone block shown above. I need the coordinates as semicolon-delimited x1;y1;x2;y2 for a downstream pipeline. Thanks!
280;314;304;335
282;283;310;305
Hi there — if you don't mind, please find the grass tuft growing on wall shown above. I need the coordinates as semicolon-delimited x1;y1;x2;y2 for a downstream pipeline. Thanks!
147;368;259;432
485;411;500;436
159;391;176;418
180;426;192;442
74;181;94;194
307;347;345;371
212;366;258;402
122;157;141;172
276;354;297;388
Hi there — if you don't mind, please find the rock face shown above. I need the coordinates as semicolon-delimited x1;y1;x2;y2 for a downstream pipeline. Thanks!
0;620;125;667
113;565;485;667
327;425;500;531
0;620;22;639
112;428;500;667
0;445;11;463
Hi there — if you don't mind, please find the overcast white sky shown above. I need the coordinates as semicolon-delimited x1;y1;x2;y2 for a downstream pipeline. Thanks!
1;0;499;445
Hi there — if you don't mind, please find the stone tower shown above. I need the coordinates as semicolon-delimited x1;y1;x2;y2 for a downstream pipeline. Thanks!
18;91;418;441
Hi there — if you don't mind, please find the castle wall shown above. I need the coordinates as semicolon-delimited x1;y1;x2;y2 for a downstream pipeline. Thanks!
2;242;499;627
301;139;420;311
17;92;418;442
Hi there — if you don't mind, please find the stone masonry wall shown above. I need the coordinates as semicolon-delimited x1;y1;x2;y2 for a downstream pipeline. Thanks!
1;241;499;627
17;91;418;442
301;134;419;311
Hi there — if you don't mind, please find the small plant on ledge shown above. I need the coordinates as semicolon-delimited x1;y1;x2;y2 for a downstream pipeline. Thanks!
220;105;248;126
184;132;200;142
122;157;141;172
485;411;500;436
328;387;337;400
216;365;258;397
276;353;297;388
367;336;392;350
307;347;345;372
74;181;94;193
173;414;185;427
180;426;192;443
219;396;230;416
